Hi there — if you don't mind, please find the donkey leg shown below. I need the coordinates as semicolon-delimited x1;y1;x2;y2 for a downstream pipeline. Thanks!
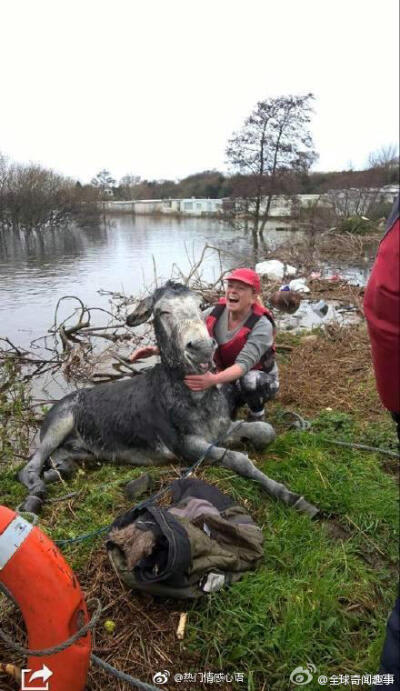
18;411;75;496
98;446;177;467
43;447;93;484
225;421;276;451
181;435;318;518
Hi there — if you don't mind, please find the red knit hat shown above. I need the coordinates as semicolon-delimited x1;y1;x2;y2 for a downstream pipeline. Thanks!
225;268;261;293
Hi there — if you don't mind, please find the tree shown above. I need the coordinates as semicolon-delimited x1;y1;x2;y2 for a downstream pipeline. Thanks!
367;145;399;185
119;174;141;187
90;169;116;198
117;174;142;200
226;93;318;243
0;154;99;232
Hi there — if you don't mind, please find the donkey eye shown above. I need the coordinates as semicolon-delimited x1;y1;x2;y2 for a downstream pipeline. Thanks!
159;310;170;316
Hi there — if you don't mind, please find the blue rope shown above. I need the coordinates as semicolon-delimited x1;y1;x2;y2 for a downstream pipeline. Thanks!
91;654;162;690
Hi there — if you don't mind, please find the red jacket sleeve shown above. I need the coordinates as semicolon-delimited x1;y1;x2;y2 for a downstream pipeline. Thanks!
364;196;400;413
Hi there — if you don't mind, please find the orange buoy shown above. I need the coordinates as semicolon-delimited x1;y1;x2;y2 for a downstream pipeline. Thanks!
0;505;91;691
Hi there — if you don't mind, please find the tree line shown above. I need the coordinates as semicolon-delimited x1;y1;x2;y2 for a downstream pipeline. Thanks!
1;91;398;233
103;160;398;203
0;154;100;232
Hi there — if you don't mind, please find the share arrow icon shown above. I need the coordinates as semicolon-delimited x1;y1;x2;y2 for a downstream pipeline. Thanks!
21;664;53;690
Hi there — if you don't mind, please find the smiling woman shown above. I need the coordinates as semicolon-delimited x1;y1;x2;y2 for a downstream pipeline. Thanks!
199;268;279;420
129;268;279;421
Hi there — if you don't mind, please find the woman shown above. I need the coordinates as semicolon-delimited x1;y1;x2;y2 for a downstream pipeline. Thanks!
129;268;279;420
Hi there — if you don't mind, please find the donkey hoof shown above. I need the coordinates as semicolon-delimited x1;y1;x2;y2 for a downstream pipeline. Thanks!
19;495;44;515
43;469;62;484
18;468;46;496
292;495;319;518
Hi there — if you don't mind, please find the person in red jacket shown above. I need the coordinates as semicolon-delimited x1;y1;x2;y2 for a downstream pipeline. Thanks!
130;268;279;421
364;194;399;691
364;194;400;422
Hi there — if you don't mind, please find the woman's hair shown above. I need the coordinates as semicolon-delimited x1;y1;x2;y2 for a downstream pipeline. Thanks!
254;292;265;307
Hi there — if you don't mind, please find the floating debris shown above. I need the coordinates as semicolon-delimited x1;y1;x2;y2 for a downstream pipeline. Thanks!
288;278;310;293
276;299;361;332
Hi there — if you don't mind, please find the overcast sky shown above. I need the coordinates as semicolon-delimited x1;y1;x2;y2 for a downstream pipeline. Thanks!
1;0;398;183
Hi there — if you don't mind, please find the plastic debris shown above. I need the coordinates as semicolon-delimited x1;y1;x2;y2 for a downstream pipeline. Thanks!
285;264;297;277
256;260;298;281
309;271;322;280
255;259;285;281
311;300;329;318
288;278;310;293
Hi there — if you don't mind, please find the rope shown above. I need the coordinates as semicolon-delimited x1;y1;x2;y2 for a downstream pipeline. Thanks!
13;509;39;525
282;411;311;430
53;421;243;547
282;411;399;458
1;423;243;686
55;525;110;546
0;587;160;689
91;654;162;690
0;596;101;657
319;437;399;458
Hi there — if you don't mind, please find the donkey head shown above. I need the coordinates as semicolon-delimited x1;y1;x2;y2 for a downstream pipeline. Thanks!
127;281;215;375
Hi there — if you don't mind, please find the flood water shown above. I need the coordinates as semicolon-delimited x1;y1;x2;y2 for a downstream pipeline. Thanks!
0;215;305;349
0;214;376;355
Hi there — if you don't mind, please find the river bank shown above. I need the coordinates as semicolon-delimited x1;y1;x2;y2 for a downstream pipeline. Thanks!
1;313;398;690
1;219;398;690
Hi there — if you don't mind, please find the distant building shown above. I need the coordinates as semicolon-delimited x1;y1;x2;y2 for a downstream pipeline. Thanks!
102;198;224;216
102;187;398;217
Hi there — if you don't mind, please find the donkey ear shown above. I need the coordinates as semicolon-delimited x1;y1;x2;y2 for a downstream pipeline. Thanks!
126;295;154;326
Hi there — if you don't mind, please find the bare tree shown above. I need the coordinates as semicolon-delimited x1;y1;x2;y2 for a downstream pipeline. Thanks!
119;173;141;187
0;156;99;232
367;144;399;186
0;152;8;227
90;169;116;199
368;144;398;169
226;93;318;243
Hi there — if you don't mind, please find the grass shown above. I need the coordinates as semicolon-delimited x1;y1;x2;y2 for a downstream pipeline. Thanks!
0;350;398;690
186;428;397;690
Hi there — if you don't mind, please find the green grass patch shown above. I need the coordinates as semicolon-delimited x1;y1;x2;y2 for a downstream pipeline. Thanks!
1;372;398;689
184;423;398;688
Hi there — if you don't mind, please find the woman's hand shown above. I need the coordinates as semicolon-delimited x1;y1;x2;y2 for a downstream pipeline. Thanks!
129;345;159;363
184;372;217;391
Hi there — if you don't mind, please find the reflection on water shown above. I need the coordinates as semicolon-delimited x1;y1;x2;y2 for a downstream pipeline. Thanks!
0;216;303;349
0;215;372;350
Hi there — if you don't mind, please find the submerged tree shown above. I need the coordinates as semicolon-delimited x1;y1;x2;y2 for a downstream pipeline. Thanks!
0;152;99;232
226;93;318;243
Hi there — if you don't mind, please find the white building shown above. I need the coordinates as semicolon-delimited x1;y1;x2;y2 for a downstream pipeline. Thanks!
103;198;224;216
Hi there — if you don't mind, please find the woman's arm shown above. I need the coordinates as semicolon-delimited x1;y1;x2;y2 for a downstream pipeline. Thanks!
235;317;273;374
184;363;244;391
129;345;159;363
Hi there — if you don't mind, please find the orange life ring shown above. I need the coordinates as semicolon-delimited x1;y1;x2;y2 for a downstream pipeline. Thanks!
0;505;91;691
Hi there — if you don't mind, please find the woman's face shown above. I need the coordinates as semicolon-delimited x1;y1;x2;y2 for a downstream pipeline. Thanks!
225;280;255;315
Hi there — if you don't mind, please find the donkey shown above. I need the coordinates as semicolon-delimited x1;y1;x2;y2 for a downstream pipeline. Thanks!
18;282;318;517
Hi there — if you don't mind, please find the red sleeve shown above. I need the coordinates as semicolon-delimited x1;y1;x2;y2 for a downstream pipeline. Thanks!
364;212;400;412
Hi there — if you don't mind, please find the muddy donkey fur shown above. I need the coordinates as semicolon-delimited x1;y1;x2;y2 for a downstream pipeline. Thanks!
19;282;318;517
